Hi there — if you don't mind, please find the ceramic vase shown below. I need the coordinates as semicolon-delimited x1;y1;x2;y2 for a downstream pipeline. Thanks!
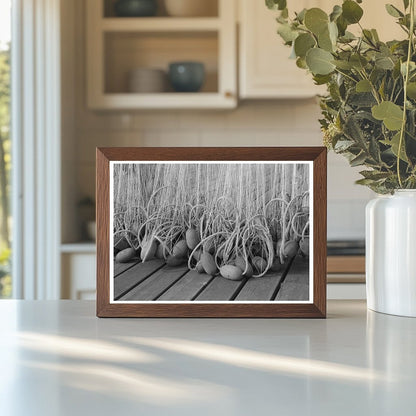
366;190;416;317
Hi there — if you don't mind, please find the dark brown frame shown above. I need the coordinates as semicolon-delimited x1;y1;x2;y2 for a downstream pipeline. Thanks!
96;147;327;318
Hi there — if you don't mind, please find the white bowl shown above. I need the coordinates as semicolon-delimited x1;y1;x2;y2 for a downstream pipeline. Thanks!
164;0;217;17
128;68;167;93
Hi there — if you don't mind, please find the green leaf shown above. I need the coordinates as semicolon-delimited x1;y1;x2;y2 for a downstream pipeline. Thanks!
371;29;380;42
372;101;404;131
306;48;335;75
313;74;332;85
330;5;342;21
375;55;395;70
350;54;368;70
339;31;356;43
296;8;307;23
356;79;372;92
328;21;338;44
401;61;416;76
304;8;329;35
277;23;298;43
296;57;308;69
334;140;355;152
369;136;382;163
403;0;410;9
294;33;316;58
355;178;377;186
344;115;367;147
333;60;352;70
336;15;348;36
407;82;416;99
362;29;376;46
385;4;403;18
382;132;409;162
360;170;391;181
318;27;334;52
350;152;367;167
342;0;364;24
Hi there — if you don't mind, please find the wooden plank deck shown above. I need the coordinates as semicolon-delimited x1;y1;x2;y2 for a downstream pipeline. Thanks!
275;256;309;301
114;255;310;301
114;259;140;277
113;259;165;300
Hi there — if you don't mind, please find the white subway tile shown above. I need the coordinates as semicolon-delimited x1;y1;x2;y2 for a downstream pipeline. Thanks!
132;112;180;130
178;111;227;130
142;130;200;146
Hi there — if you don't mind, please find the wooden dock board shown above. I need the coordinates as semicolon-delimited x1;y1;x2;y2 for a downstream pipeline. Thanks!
275;257;310;301
119;264;189;301
113;259;165;300
113;255;310;302
158;270;215;301
195;275;247;301
234;272;285;301
114;259;140;277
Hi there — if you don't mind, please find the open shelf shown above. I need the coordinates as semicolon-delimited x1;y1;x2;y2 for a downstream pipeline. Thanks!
103;0;219;18
61;242;96;254
91;92;235;109
104;31;218;94
101;17;220;32
87;0;236;109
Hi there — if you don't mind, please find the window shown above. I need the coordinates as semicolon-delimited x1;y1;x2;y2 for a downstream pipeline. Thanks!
0;0;11;298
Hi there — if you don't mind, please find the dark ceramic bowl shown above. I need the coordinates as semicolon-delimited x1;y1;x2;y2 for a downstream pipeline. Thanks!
114;0;157;17
168;62;205;93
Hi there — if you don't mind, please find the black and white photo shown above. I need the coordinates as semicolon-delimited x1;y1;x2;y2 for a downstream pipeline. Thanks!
110;161;313;303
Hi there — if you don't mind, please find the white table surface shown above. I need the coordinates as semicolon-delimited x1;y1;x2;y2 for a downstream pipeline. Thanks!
0;300;415;416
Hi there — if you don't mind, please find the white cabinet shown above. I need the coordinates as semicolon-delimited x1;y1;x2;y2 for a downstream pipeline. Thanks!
238;0;404;99
239;0;325;99
61;245;96;300
86;0;237;109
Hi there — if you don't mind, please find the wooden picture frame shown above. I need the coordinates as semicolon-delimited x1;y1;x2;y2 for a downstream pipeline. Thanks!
96;147;327;318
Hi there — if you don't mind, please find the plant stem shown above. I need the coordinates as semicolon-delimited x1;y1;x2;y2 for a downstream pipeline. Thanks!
397;0;414;188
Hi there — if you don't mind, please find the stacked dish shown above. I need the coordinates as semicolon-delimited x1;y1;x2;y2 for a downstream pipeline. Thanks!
128;68;167;93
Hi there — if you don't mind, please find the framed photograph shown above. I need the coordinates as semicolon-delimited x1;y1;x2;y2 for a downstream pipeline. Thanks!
96;147;327;318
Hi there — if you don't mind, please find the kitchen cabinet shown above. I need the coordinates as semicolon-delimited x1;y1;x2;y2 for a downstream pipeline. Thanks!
61;245;96;300
238;0;404;99
86;0;237;109
239;0;325;99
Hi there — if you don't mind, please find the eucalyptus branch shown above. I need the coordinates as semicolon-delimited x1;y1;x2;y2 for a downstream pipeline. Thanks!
397;0;415;188
358;69;381;104
334;68;358;84
268;0;416;193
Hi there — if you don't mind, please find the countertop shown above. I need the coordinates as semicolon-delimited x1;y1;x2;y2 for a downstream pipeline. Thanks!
0;300;415;416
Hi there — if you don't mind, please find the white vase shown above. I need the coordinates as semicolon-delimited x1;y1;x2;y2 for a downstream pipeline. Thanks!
366;190;416;317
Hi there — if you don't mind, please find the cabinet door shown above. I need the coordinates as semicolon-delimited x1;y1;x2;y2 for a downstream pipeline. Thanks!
359;0;404;41
62;253;96;300
239;0;326;99
238;0;403;99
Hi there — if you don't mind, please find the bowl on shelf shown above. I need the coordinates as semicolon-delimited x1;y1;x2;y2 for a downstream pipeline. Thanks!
114;0;158;17
128;68;167;93
164;0;218;17
168;61;205;92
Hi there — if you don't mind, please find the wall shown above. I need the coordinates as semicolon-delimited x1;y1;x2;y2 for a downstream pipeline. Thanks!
62;0;374;243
